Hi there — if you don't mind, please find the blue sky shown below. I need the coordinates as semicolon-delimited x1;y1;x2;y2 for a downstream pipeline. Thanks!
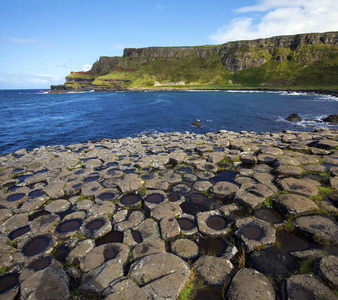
1;0;337;89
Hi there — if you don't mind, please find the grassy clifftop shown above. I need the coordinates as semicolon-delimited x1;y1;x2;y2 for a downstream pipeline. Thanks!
51;32;338;92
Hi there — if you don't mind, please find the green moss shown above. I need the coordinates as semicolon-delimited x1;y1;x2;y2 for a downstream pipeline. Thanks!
294;258;316;275
0;266;7;274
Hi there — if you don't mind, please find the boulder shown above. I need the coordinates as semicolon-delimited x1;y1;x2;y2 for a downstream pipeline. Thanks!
191;120;202;128
274;193;318;215
322;114;338;124
286;114;301;122
318;255;338;287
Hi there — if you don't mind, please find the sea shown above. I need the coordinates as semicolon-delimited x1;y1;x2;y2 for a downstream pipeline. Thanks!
0;89;337;155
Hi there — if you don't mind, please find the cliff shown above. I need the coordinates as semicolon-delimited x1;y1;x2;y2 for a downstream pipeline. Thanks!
50;31;338;92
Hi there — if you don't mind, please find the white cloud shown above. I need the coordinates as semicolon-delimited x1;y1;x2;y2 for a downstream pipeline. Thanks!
0;37;53;48
209;0;338;43
82;64;92;72
0;72;62;88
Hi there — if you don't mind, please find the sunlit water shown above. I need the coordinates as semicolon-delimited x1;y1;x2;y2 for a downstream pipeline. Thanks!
0;89;337;154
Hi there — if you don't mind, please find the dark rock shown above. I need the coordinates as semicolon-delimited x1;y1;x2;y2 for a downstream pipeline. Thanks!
247;247;297;279
322;114;338;124
191;120;202;128
227;268;275;300
286;114;301;122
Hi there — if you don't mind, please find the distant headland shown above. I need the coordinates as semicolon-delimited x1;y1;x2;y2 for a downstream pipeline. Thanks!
50;32;338;93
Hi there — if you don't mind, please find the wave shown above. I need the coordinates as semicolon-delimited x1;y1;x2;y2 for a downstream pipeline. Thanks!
277;115;338;129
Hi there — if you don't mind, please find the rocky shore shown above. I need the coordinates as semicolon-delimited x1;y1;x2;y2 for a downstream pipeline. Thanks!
0;128;338;299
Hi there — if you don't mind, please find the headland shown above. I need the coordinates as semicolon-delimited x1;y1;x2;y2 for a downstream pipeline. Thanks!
50;31;338;94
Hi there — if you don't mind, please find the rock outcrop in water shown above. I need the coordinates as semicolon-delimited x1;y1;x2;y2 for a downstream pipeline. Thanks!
1;127;338;299
50;31;338;92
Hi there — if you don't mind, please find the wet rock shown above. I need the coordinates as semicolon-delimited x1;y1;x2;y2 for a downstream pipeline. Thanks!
227;268;275;300
171;239;199;260
193;255;234;286
19;254;63;283
212;181;239;199
104;277;150;300
0;213;29;235
81;181;102;198
247;183;278;198
160;216;180;240
170;183;192;194
318;255;338;287
30;214;60;234
80;242;129;273
191;120;202;128
278;178;318;197
66;239;95;265
44;199;71;213
247;247;297;279
42;182;65;199
143;191;167;211
20;267;70;300
150;202;182;221
89;201;116;216
129;252;190;300
322;114;338;124
284;274;337;300
177;214;198;235
286;113;301;122
234;217;276;252
79;215;112;239
114;210;145;232
144;178;169;190
196;210;231;237
79;259;123;295
193;180;212;192
133;219;160;242
54;218;83;238
234;189;264;210
132;238;165;260
274;193;318;215
160;171;182;184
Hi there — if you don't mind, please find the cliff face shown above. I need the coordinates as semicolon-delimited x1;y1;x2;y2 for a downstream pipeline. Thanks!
50;31;338;92
219;32;338;73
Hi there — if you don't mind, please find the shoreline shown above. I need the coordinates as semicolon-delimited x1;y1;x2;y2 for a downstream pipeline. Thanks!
49;86;338;97
0;127;337;299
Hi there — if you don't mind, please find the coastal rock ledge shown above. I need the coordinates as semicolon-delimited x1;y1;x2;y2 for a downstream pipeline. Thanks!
1;128;338;299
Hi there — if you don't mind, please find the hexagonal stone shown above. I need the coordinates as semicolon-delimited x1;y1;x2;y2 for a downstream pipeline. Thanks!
193;255;234;286
132;239;165;260
30;214;60;234
79;215;112;239
81;181;103;198
80;242;129;273
274;193;318;215
42;182;65;199
196;210;231;237
259;147;283;156
132;218;160;241
253;172;274;184
212;181;239;199
285;274;337;300
114;210;145;232
192;181;212;192
143;190;167;211
89;201;116;216
0;213;29;235
247;247;297;279
54;218;83;238
275;165;304;176
150;202;182;221
234;217;276;252
171;239;199;260
20;267;70;300
177;214;198;235
247;183;278;198
104;277;150;300
129;252;190;300
66;239;95;265
234;189;265;210
227;268;275;300
79;259;123;295
144;178;169;190
160;216;180;240
44;199;70;213
319;255;338;287
294;215;338;244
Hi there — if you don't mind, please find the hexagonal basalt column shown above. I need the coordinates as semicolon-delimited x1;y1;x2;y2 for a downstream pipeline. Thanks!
196;210;231;237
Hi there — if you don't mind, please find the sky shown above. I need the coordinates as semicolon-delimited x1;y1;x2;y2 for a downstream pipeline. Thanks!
0;0;337;89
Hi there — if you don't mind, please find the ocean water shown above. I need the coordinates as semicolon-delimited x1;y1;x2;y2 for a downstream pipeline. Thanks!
0;89;337;155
